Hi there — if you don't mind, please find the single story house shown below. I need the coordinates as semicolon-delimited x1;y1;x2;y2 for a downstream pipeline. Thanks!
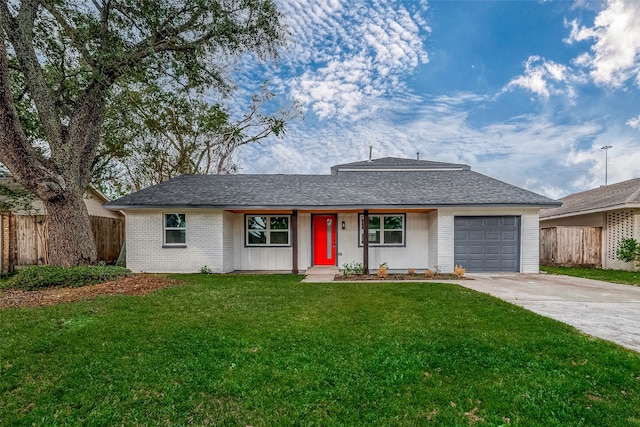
1;176;124;271
105;157;560;274
540;177;640;270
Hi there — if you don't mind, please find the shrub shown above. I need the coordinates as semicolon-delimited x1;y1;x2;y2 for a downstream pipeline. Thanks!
377;262;388;279
2;265;132;291
342;261;365;277
454;265;466;278
407;267;416;275
424;269;434;279
617;238;640;264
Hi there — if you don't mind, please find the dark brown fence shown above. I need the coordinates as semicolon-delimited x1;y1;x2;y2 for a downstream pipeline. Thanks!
90;216;125;264
540;226;602;267
1;213;124;271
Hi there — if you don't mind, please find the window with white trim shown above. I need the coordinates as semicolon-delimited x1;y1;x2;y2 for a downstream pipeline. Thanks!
359;214;405;246
164;213;186;245
246;215;290;246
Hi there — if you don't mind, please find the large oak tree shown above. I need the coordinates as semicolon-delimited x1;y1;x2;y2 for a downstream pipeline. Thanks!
95;82;300;196
0;0;285;266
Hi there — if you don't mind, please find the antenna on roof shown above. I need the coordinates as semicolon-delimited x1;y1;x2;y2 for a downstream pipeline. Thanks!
368;146;373;162
417;152;420;160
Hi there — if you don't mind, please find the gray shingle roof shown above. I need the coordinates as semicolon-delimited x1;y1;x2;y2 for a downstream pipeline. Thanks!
540;177;640;219
331;157;470;174
105;168;560;210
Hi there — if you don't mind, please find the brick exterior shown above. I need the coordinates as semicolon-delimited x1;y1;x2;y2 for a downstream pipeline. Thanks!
125;209;225;273
124;207;543;274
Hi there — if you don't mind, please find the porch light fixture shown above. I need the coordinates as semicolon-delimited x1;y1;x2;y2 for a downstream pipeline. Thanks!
341;221;346;230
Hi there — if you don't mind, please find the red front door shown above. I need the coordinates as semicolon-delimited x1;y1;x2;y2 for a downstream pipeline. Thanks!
313;215;337;265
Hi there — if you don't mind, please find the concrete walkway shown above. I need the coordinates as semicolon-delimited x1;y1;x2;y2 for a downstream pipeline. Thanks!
302;266;340;282
455;274;640;353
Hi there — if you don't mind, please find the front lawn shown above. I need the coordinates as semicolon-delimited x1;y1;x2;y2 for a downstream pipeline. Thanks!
1;274;640;426
541;265;640;287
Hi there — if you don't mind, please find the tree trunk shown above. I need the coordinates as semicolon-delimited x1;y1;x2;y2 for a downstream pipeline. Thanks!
43;191;97;267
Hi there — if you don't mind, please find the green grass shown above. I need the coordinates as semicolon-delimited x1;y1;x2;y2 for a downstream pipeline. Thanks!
541;265;640;287
1;274;640;426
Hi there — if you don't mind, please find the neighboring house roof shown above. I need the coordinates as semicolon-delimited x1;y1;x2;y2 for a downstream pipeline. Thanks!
540;177;640;220
0;177;122;218
105;158;560;210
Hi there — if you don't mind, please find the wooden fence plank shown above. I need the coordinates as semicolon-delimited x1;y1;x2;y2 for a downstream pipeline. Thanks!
540;226;602;267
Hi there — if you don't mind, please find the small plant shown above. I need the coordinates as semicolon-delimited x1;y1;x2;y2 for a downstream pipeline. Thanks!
424;268;434;279
407;267;416;275
454;265;466;278
617;238;640;265
342;261;365;277
200;265;213;274
377;262;388;279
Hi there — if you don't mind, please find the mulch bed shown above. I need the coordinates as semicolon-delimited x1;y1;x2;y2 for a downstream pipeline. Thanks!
0;274;183;309
334;273;467;281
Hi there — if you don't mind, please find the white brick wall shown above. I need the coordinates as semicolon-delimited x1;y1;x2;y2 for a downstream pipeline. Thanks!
436;211;455;273
427;210;439;270
222;211;235;273
125;209;225;273
520;210;540;273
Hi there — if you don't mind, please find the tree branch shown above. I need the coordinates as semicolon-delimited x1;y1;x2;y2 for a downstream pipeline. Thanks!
0;0;64;151
0;26;64;199
40;1;96;69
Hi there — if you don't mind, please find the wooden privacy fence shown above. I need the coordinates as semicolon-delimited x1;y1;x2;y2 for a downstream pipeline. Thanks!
1;213;124;272
540;226;602;268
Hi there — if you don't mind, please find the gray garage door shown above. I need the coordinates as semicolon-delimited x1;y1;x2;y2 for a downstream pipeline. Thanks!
454;216;520;272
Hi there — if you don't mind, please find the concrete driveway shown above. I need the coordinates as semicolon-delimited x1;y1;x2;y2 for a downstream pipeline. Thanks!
455;274;640;353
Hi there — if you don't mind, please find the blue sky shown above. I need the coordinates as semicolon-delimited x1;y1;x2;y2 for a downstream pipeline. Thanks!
235;0;640;199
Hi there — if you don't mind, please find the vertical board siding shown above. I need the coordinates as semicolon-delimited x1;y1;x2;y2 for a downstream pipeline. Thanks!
540;226;602;267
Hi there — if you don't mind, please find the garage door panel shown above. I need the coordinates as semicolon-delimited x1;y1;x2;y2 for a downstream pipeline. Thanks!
466;218;485;227
484;217;500;226
502;217;517;226
486;245;500;255
454;216;520;272
468;245;484;255
501;230;516;240
502;246;516;255
468;260;484;270
469;230;484;241
486;231;500;240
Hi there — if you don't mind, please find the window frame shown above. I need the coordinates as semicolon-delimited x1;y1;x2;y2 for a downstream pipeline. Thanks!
245;214;291;247
163;213;186;247
358;213;406;247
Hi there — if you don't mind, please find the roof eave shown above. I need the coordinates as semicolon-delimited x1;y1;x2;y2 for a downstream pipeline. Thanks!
540;203;640;220
106;202;561;211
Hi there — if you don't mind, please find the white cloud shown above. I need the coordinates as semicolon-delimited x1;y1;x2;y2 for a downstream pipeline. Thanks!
502;56;581;100
239;93;611;198
626;115;640;129
276;0;430;120
565;0;640;86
